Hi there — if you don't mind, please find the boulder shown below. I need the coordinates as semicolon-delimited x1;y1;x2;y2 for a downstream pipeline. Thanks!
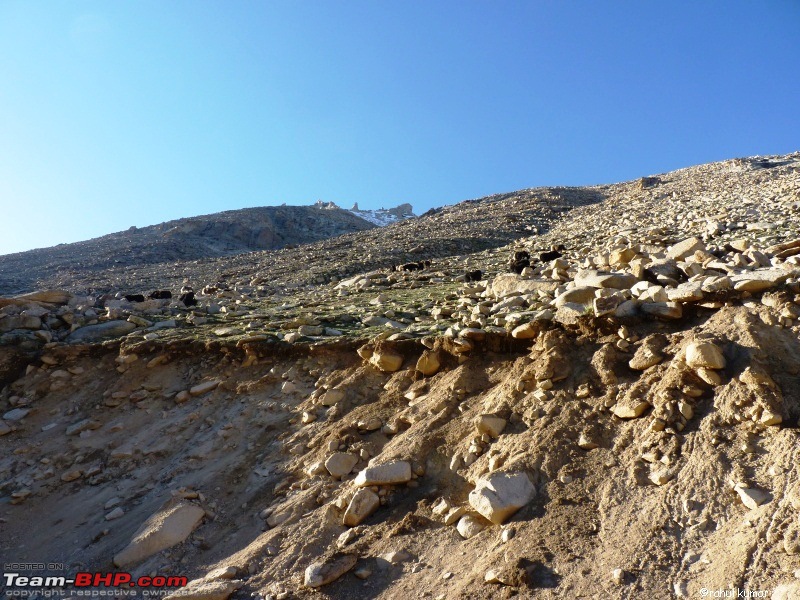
490;274;559;298
114;502;205;568
325;453;358;478
667;237;705;260
416;351;441;376
468;471;535;525
368;350;403;372
685;341;725;370
68;320;137;343
574;270;637;289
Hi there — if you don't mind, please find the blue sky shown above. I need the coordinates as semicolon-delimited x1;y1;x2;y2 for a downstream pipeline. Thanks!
1;2;798;255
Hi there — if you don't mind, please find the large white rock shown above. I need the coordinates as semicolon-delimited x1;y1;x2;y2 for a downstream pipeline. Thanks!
354;460;412;487
468;472;535;525
685;341;726;370
325;453;358;478
490;274;559;298
574;270;637;289
114;502;205;567
667;237;705;260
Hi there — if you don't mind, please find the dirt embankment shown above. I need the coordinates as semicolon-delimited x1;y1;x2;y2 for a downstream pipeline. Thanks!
2;301;800;600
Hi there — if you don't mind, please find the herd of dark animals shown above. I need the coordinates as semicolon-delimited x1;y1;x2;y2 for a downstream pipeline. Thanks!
111;238;740;312
116;246;575;308
508;245;567;274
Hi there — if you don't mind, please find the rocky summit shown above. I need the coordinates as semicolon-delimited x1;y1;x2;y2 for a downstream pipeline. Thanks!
2;152;800;599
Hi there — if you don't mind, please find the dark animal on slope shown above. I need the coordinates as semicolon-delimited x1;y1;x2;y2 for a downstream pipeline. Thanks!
124;294;145;303
179;291;197;307
465;269;483;282
398;260;430;272
539;249;563;262
509;250;530;274
148;290;172;300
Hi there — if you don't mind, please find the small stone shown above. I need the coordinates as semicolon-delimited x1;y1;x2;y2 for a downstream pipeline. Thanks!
612;400;650;419
649;469;673;486
611;568;624;585
343;489;380;526
667;237;705;260
456;514;485;539
476;414;507;438
304;554;357;588
106;507;125;520
735;485;769;510
696;367;722;386
60;469;82;482
320;389;345;406
443;506;468;526
189;380;220;396
3;408;30;422
578;433;599;450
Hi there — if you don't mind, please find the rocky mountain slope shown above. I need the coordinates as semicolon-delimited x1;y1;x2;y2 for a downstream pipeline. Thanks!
2;152;800;600
0;204;385;296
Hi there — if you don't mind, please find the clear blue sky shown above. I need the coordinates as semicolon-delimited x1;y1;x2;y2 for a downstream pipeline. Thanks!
1;2;799;255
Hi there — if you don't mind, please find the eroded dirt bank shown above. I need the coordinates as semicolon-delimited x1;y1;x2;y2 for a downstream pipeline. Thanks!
2;301;800;600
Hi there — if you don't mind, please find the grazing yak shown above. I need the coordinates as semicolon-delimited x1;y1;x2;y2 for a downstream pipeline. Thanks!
124;294;145;303
509;250;530;274
464;269;483;282
179;291;197;307
148;290;172;300
396;260;432;272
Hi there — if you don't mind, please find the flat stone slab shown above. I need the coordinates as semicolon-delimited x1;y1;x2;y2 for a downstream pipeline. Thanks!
68;320;137;343
491;274;559;298
354;460;412;487
574;270;638;290
114;502;205;568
